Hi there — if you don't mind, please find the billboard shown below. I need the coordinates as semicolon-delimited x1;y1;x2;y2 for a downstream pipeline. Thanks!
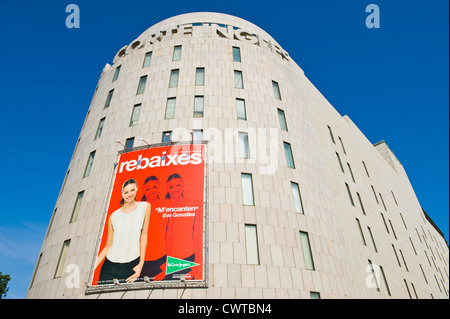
87;143;206;291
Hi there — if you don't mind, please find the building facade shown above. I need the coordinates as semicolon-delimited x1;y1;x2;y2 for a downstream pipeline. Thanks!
26;12;449;299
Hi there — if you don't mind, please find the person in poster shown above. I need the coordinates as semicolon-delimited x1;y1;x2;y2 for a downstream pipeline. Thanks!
94;179;151;284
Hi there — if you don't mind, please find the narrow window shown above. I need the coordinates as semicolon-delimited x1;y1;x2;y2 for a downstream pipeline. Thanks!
129;104;141;126
142;51;152;68
380;266;391;296
404;279;412;299
399;249;409;271
392;244;402;267
411;283;419;299
232;46;241;62
236;98;247;120
272;81;281;100
195;67;205;86
83;151;96;177
238;132;250;159
169;69;179;87
391;190;398;206
291;182;305;214
192;129;203;143
241;173;255;206
347;163;355;182
172;45;182;61
54;240;71;278
409;237;417;255
234;70;243;89
338;136;347;154
29;253;42;288
104;89;114;108
165;98;176;119
400;213;408;229
194;96;204;117
327;125;336;144
371;185;379;203
59;170;70;197
70;191;84;223
389;220;398;240
356;193;366;215
336;152;345;173
300;231;315;270
277;108;288;131
356;218;367;246
381;213;390;233
162;131;172;144
112;65;121;82
367;226;378;252
310;292;321;299
125;137;134;149
245;224;259;265
136;75;147;94
367;260;380;291
362;161;370;178
284;142;295;168
345;183;355;206
379;193;387;211
94;117;106;140
420;264;428;284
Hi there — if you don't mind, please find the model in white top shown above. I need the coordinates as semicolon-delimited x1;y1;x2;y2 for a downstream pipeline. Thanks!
94;179;151;283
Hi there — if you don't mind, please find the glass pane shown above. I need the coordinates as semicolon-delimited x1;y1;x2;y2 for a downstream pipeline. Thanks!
130;104;141;126
245;225;259;265
193;130;203;142
300;232;315;270
234;70;243;89
195;68;205;86
84;151;95;177
143;51;152;68
70;191;84;223
113;65;121;82
105;90;114;108
54;240;70;278
233;47;241;62
278;109;288;131
239;132;249;159
236;99;246;120
241;173;254;205
272;81;281;99
137;76;147;94
284;142;295;168
169;69;179;87
165;98;176;119
291;182;304;214
173;45;182;61
194;96;204;117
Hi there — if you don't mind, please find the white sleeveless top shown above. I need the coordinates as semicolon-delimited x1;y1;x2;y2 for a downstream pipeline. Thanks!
107;202;147;263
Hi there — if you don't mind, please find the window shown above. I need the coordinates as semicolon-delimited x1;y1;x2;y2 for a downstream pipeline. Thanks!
277;108;288;131
142;51;152;68
104;89;114;108
195;67;205;86
389;220;398;240
83;151;96;177
300;231;315;270
400;249;409;271
347;163;355;182
371;185;379;203
404;279;412;299
169;69;179;87
234;70;243;89
165;98;176;119
194;96;204;117
136;75;147;95
345;183;355;206
54;240;71;278
241;173;254;206
130;104;141;126
420;264;428;284
410;237;417;255
112;65;121;82
356;192;366;215
284;142;295;168
362;161;370;178
232;46;241;62
336;152;344;173
238;132;249;159
236;98;247;120
381;213;390;234
392;244;401;267
379;193;387;211
367;226;378;252
245;224;259;265
367;260;380;291
338;136;347;154
327;125;336;144
162;131;172;144
291;182;304;214
29;253;42;288
172;45;182;61
356;218;367;246
125;137;134;149
70;191;84;223
380;266;391;296
310;292;321;299
391;190;398;206
94;117;106;140
272;81;281;100
193;129;203;143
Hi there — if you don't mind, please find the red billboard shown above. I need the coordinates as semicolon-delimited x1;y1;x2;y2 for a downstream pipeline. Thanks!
89;144;206;288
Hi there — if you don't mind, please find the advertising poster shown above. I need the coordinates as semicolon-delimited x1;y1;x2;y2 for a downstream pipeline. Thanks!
90;143;206;288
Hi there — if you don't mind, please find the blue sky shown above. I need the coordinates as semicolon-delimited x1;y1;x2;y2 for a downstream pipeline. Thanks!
0;0;448;298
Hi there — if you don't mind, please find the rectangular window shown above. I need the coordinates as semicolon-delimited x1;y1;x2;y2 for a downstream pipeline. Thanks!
233;46;241;62
291;182;304;214
165;97;176;119
392;244;401;267
420;264;428;284
172;45;182;61
125;137;134;149
381;213;390;233
327;125;336;144
336;152;345;173
368;260;380;291
338;136;347;154
345;183;355;206
70;191;84;223
245;224;259;265
391;190;398;206
389;220;398;240
234;70;244;89
193;129;203;143
400;249;409;271
277;108;288;131
241;173;255;206
362;161;370;178
379;193;387;211
162;131;172;143
112;65;121;82
310;292;321;299
272;81;281;100
94;117;106;140
136;75;147;95
195;67;205;86
130;104;141;126
356;192;366;215
367;226;378;252
371;185;379;203
54;240;71;278
236;98;247;120
284;142;295;168
238;132;250;159
83;151;96;178
104;89;114;108
300;231;315;270
404;279;412;299
169;69;179;87
142;51;152;68
194;96;204;117
356;218;367;246
347;163;355;182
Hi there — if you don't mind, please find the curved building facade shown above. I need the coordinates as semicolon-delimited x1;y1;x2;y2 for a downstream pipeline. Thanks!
27;12;448;299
